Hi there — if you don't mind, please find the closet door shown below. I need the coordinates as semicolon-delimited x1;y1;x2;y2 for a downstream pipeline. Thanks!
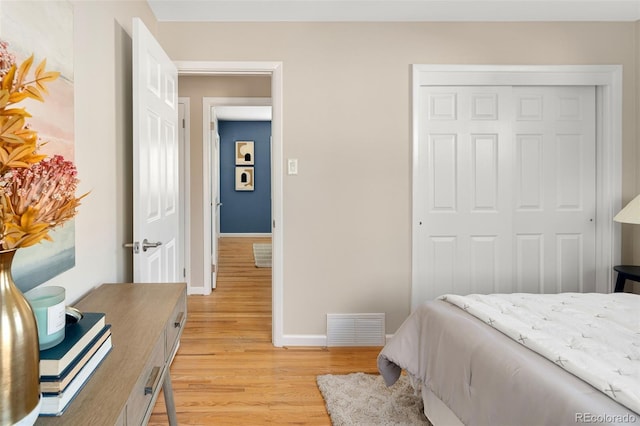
413;86;596;306
414;86;515;301
512;86;596;294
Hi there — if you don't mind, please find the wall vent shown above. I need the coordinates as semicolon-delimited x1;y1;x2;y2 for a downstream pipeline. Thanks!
326;313;386;346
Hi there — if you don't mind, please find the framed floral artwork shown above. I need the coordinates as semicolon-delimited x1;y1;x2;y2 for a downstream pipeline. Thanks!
0;1;77;293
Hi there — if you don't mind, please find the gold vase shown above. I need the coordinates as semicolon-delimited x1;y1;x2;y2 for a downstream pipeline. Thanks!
0;249;41;424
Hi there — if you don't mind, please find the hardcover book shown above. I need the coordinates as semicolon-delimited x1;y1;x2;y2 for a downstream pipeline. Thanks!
40;325;112;394
39;336;113;416
39;312;106;377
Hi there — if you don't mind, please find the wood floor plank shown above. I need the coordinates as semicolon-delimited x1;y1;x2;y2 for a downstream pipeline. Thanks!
148;237;382;425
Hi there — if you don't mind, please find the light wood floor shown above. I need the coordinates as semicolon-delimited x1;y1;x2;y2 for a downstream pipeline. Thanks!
149;237;382;425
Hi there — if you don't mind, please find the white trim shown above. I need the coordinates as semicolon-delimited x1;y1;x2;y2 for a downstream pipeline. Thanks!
204;96;274;290
412;65;624;86
280;335;327;347
271;64;284;347
176;61;278;76
280;334;392;347
178;97;192;294
201;100;214;295
177;61;285;347
411;65;622;309
206;97;272;106
187;286;208;296
220;233;273;238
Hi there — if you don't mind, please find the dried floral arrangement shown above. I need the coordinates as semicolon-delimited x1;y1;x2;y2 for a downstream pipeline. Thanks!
0;40;85;250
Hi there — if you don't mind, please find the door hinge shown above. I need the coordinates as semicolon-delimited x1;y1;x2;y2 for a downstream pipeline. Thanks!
212;264;216;273
182;118;185;128
183;268;186;278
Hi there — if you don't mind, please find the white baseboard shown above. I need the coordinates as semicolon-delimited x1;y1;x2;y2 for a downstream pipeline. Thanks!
279;334;394;347
280;334;327;347
187;286;208;295
220;233;273;238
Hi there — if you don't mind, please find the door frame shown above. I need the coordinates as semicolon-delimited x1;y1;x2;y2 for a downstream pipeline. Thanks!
205;96;272;238
203;96;272;290
176;61;284;347
178;97;192;292
411;64;622;307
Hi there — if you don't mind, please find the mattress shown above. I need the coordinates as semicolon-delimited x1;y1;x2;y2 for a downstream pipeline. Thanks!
378;295;639;426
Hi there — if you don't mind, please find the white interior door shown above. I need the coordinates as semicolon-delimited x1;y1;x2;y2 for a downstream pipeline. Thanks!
132;18;181;283
417;87;515;298
512;86;596;294
210;129;220;289
414;85;596;305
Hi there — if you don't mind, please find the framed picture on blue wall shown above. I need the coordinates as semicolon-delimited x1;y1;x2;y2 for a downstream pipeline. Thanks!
235;167;255;191
235;141;254;165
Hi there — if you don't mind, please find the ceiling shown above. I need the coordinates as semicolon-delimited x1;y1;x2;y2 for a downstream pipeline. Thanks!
161;0;638;121
147;0;640;22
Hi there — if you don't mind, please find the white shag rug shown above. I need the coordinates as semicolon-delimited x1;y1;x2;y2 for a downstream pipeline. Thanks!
317;373;430;426
252;243;272;267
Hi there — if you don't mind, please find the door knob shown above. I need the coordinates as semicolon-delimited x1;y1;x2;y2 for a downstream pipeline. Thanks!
124;239;162;254
142;239;162;252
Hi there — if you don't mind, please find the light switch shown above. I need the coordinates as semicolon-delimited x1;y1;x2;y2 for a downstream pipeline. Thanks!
288;158;298;175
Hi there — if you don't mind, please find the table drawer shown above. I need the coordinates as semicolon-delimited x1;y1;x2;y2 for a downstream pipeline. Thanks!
165;291;186;360
126;333;165;425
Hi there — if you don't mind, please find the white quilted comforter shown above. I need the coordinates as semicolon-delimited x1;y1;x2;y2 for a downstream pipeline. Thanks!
440;292;640;414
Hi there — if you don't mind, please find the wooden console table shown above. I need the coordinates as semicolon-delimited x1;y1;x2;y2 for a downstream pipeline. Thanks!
36;283;187;425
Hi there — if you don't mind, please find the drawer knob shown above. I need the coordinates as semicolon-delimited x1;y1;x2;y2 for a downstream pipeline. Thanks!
144;366;162;395
174;312;184;328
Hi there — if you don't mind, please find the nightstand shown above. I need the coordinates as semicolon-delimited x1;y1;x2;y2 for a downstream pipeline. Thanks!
612;265;640;292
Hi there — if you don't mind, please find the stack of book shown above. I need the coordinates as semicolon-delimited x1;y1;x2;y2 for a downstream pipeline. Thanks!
38;312;112;416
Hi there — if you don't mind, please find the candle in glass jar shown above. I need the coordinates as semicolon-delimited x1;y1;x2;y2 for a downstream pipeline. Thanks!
25;286;66;350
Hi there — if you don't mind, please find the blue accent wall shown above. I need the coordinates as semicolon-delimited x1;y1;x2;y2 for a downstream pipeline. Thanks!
219;120;272;233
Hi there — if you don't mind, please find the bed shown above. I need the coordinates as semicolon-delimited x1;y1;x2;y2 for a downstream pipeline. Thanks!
378;293;640;426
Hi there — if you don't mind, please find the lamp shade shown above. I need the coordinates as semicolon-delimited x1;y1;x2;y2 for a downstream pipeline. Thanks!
614;195;640;224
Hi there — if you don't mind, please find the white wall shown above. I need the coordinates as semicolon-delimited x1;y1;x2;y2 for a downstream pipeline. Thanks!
9;3;639;334
158;22;638;336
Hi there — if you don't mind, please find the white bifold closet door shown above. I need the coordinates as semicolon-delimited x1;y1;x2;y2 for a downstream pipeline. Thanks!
413;86;596;305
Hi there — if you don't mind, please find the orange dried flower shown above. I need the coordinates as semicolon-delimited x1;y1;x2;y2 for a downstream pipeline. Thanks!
0;40;84;250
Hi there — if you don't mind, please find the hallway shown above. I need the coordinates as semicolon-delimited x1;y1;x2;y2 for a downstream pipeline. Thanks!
149;237;381;425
